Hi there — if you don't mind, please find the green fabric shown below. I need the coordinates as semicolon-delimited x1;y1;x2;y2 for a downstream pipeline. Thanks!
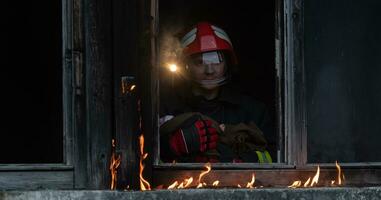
255;150;272;163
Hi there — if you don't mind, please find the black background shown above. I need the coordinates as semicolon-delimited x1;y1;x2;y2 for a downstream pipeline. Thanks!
1;0;275;163
159;0;276;128
1;1;63;163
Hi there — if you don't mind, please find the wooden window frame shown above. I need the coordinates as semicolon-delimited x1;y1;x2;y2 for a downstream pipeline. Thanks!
0;0;116;190
0;0;77;190
142;0;381;188
2;0;380;191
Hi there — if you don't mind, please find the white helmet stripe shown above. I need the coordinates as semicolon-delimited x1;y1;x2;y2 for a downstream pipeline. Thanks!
180;28;197;48
212;25;233;46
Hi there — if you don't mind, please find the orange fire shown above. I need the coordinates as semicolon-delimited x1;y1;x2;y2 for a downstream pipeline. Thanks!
336;161;344;185
162;161;345;190
331;161;345;186
139;134;151;191
168;181;178;189
288;181;301;188
303;177;311;187
212;180;220;186
288;165;320;188
310;165;320;186
109;139;121;190
198;163;212;184
183;177;194;188
166;163;213;189
289;162;346;188
246;173;256;188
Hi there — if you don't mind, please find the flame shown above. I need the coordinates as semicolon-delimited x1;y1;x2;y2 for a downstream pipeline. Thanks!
303;177;311;187
198;163;212;184
109;139;121;190
310;165;320;187
289;165;320;188
177;182;184;189
130;84;136;91
212;180;220;186
288;181;302;188
246;173;256;188
176;177;193;189
161;161;346;190
168;181;178;189
335;161;344;185
139;135;151;191
183;177;193;188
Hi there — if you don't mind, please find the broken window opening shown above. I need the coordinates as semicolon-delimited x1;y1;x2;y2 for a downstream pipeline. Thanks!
156;0;282;166
1;0;63;164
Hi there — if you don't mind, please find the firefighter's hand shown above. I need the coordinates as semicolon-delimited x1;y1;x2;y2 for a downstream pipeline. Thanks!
169;118;218;156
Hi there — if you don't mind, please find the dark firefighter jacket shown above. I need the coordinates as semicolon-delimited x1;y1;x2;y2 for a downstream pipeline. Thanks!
160;83;275;163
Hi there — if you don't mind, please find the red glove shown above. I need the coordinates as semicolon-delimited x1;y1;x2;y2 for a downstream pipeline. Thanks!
169;118;218;156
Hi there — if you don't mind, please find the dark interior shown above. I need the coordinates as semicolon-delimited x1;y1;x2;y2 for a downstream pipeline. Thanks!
1;1;63;163
305;0;381;163
158;0;277;161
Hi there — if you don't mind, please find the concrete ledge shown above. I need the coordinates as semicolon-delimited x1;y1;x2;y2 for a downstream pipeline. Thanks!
1;187;381;200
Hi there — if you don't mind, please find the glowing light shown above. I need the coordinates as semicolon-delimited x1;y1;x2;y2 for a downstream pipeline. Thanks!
130;85;136;91
168;64;177;72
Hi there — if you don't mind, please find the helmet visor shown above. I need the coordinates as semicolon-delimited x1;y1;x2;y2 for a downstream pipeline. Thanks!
187;51;225;68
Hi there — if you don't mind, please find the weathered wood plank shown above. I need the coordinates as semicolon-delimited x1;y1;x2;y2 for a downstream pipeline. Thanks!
135;0;158;191
112;0;141;190
283;0;307;166
0;164;73;171
154;163;295;170
0;171;73;190
83;0;113;189
63;0;89;189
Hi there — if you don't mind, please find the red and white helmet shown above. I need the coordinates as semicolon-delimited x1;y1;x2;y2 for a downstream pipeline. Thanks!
180;22;238;66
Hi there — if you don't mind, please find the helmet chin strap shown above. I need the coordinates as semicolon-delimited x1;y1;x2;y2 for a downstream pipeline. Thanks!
194;76;227;88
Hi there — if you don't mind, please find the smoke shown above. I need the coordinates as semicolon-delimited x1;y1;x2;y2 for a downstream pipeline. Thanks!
158;24;185;68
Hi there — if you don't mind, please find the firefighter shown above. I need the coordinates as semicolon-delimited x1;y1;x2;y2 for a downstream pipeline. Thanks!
160;21;274;163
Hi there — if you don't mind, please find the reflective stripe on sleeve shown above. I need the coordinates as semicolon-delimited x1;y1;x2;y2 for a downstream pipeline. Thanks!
255;150;273;163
